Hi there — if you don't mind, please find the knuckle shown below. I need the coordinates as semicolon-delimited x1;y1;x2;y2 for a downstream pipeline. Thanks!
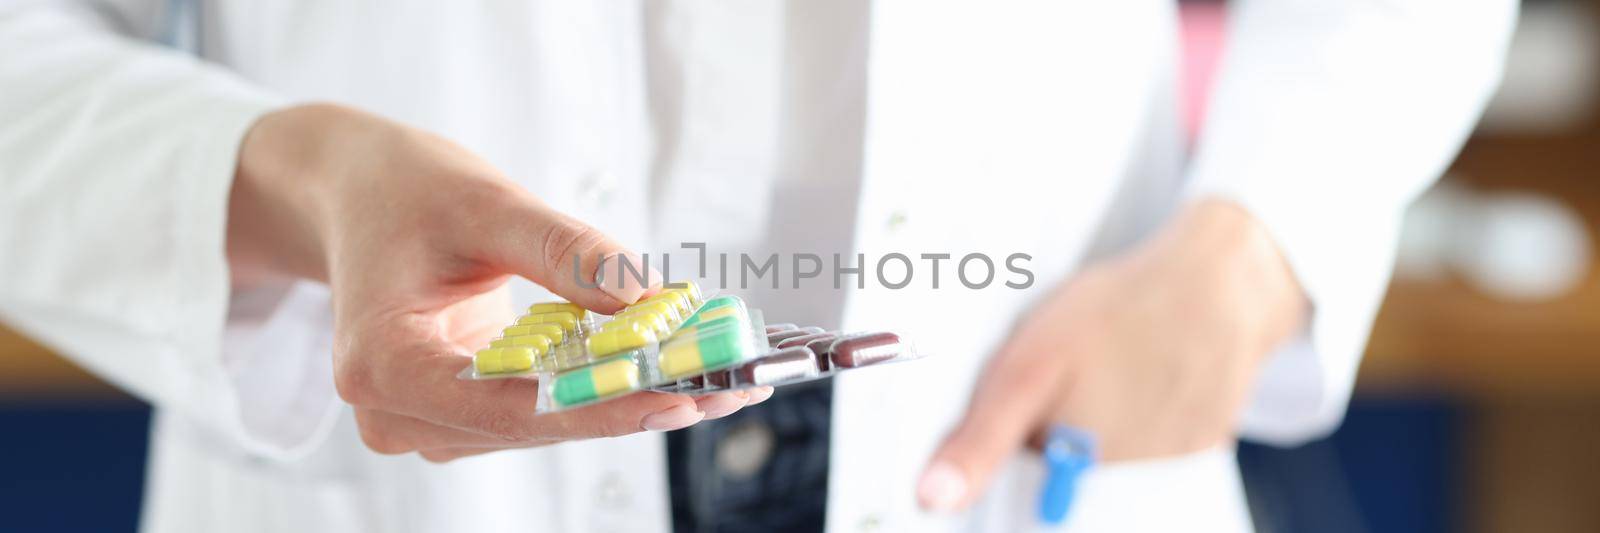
540;219;603;280
419;450;459;463
587;400;661;439
332;332;393;408
542;409;608;441
473;408;529;443
333;357;377;407
565;414;618;440
596;416;641;439
356;421;411;455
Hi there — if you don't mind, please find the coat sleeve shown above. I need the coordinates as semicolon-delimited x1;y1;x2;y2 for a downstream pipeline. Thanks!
1184;0;1517;444
0;3;338;459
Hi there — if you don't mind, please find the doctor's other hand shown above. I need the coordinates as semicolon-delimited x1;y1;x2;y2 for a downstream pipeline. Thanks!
917;199;1309;511
228;103;765;462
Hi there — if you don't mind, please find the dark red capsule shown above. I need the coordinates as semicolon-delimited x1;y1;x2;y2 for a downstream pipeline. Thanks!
705;369;732;388
764;323;798;334
829;332;905;368
777;332;835;350
734;347;819;386
766;326;823;347
805;334;841;372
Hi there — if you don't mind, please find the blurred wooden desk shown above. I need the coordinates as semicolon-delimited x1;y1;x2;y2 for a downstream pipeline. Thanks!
1363;276;1600;399
0;326;126;400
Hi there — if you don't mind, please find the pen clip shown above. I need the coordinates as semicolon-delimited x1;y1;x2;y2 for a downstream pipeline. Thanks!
1037;425;1097;526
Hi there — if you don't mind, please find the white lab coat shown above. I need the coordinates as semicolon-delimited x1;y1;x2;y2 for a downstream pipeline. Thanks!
0;1;1514;532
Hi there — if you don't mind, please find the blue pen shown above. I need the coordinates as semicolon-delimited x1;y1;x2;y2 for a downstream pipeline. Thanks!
1037;425;1097;526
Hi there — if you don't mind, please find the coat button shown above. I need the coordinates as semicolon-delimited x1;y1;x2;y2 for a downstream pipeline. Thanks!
579;171;618;208
595;470;632;509
857;514;882;532
715;421;775;480
885;210;909;232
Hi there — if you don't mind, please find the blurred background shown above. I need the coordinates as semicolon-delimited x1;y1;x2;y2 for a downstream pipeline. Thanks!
3;0;1597;531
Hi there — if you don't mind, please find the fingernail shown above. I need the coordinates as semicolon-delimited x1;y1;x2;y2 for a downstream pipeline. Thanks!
641;404;704;432
699;392;750;420
746;386;775;406
600;253;661;304
918;462;968;511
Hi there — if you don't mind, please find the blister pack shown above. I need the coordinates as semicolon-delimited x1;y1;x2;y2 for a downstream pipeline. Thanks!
458;281;921;412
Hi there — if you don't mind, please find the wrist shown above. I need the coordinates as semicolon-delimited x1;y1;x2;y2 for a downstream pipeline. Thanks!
229;103;358;283
1175;198;1309;356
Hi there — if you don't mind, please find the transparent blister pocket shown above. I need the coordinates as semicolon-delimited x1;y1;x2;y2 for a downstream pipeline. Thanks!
457;280;926;412
534;306;770;411
455;282;712;381
653;328;923;395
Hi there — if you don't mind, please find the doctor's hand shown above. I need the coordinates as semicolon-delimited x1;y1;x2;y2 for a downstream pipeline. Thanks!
917;199;1308;511
229;103;767;462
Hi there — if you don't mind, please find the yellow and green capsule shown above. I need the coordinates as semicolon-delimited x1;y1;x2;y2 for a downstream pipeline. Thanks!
668;314;742;339
552;356;641;407
658;322;756;378
679;295;744;328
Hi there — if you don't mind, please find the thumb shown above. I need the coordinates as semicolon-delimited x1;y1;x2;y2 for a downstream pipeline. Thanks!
481;195;658;314
919;342;1069;512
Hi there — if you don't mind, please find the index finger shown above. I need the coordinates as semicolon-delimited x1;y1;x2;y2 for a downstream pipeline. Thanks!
919;337;1073;511
480;198;660;314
